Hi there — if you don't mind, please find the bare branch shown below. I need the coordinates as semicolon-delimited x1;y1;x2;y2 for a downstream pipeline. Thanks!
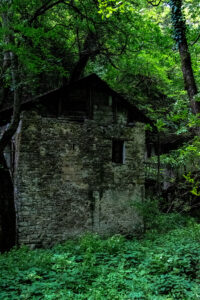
191;33;200;46
107;56;120;70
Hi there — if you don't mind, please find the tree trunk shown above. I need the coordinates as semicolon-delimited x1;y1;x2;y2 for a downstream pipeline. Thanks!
0;3;12;107
0;52;21;153
178;41;200;114
69;32;100;83
0;1;22;153
0;0;20;251
170;0;200;114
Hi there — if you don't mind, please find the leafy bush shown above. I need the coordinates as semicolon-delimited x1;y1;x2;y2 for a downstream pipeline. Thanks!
134;196;190;234
0;219;200;299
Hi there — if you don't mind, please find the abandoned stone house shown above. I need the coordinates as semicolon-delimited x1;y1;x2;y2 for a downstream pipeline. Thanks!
0;74;151;249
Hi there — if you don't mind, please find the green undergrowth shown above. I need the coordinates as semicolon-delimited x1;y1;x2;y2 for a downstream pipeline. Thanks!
1;216;200;300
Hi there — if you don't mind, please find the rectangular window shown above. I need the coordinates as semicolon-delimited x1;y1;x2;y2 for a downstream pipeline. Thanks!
112;140;125;164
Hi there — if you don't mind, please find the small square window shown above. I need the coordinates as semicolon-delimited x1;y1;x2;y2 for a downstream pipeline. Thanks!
112;140;125;164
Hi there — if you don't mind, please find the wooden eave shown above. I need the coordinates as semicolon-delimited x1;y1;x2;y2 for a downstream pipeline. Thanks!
0;73;153;126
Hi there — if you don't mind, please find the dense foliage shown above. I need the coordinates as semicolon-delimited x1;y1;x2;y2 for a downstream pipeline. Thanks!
0;0;200;136
0;216;200;300
0;2;200;298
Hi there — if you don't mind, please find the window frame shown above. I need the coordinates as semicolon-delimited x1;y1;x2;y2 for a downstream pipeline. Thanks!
112;139;125;164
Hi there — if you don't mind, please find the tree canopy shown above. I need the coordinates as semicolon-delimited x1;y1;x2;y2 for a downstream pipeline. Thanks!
0;0;200;147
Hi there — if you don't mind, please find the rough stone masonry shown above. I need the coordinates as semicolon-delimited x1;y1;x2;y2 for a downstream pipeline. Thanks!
14;110;145;248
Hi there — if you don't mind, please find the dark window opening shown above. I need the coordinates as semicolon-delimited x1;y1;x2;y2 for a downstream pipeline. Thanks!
112;140;125;164
127;111;136;126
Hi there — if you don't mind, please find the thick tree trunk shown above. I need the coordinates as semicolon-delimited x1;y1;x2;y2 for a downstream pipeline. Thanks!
69;53;91;83
170;0;200;114
178;39;200;114
0;4;12;107
0;2;21;153
0;49;11;107
0;53;21;153
69;32;100;83
0;1;20;251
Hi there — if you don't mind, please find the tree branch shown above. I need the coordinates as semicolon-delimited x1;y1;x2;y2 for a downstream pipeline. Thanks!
106;56;120;70
191;33;200;46
29;0;65;25
147;0;162;6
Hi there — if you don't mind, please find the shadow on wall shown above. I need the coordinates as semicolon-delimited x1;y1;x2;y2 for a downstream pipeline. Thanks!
0;154;16;252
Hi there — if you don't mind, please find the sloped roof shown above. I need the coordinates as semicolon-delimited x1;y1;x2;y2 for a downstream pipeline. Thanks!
0;73;153;125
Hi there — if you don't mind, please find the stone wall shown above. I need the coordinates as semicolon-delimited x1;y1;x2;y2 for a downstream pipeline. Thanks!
14;111;145;248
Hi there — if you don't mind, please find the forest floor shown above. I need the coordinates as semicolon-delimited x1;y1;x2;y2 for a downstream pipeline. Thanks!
0;214;200;300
